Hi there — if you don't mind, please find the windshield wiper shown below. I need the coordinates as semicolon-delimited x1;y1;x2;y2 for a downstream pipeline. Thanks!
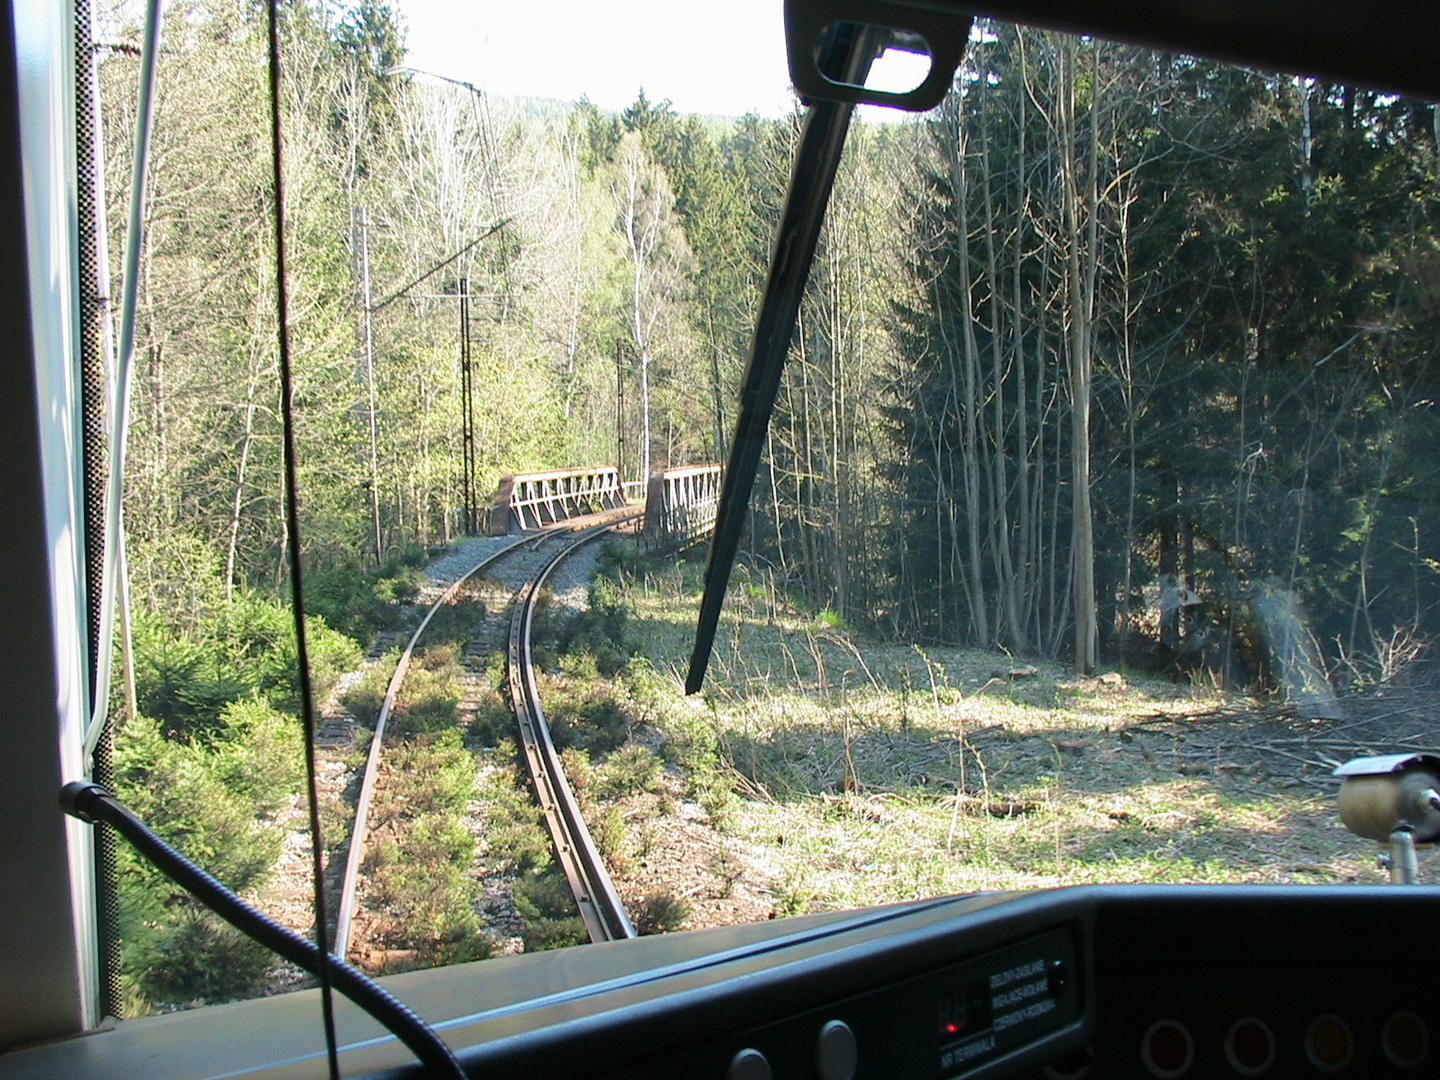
685;25;878;694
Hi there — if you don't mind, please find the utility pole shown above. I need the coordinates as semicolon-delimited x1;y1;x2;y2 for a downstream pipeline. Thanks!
615;339;625;485
354;207;384;563
458;276;477;533
361;222;508;537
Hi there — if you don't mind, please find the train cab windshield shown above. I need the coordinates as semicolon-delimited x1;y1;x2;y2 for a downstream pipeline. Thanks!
2;0;1440;1077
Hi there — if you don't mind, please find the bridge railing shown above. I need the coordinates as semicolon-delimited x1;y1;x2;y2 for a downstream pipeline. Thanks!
643;464;722;549
488;466;624;533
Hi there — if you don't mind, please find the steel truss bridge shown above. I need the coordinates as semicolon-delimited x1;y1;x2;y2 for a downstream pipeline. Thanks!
488;464;721;543
643;463;722;549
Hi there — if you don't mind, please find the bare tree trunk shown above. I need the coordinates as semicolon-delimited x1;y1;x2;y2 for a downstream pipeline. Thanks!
945;97;992;645
1060;37;1098;673
223;385;259;598
1299;77;1314;214
979;54;1023;652
1012;30;1034;653
1118;183;1138;661
622;159;655;481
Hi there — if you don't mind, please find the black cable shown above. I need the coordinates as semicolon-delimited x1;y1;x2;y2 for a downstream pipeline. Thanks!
60;783;467;1080
263;4;340;1076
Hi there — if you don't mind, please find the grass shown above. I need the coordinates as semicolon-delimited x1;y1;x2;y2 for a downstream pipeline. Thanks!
594;550;1423;916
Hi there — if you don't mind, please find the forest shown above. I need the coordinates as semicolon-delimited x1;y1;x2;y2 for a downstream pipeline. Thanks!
101;1;1440;678
95;0;1440;1008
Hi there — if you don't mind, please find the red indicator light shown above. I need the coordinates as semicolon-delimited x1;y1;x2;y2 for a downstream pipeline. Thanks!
1225;1018;1275;1076
946;1024;958;1035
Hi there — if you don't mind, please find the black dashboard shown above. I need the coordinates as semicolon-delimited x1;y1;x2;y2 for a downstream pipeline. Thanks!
6;883;1434;1079
589;885;1438;1080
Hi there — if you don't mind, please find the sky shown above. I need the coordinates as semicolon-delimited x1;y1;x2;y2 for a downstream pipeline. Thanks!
397;0;799;118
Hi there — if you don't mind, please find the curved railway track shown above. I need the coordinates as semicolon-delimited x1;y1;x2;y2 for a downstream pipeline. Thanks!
508;527;636;942
332;512;639;961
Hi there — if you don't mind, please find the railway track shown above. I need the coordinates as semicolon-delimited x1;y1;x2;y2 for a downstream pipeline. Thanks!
332;511;639;961
508;525;637;943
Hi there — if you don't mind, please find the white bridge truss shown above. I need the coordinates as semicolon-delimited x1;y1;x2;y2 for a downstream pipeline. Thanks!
643;464;722;549
488;467;624;532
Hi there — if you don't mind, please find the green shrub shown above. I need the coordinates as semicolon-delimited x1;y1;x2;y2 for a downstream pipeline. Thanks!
132;613;249;742
623;661;722;777
513;871;578;921
547;688;629;756
372;854;475;927
596;743;663;797
113;708;296;1008
594;539;646;582
380;542;430;577
559;746;593;806
220;592;362;710
344;645;465;736
774;869;816;917
533;578;637;677
513;873;587;952
389;646;463;736
114;715;284;892
634;891;691;936
697;777;738;832
415;642;461;672
468;689;514;746
432;929;494;967
306;558;396;643
391;694;459;736
424;596;486;646
407;811;477;867
375;566;421;604
519;916;587;952
135;906;275;1003
591;804;631;872
386;731;475;817
303;543;430;645
215;697;302;817
340;653;398;728
485;778;553;872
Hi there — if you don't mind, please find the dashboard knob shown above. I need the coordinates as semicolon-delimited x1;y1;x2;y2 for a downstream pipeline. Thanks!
816;1019;857;1080
728;1048;772;1080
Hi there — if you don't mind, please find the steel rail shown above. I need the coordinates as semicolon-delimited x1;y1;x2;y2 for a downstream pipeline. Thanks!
508;517;640;943
332;530;542;960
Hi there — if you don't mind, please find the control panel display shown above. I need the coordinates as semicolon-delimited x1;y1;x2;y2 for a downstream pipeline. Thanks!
935;929;1076;1076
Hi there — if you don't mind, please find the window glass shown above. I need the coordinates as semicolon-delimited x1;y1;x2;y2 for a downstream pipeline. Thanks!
96;0;1440;1015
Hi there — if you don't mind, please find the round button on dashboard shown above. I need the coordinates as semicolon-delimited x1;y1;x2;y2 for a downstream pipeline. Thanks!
815;1019;857;1080
1142;1020;1194;1079
1305;1015;1353;1073
1224;1018;1275;1076
728;1048;772;1080
1382;1011;1428;1068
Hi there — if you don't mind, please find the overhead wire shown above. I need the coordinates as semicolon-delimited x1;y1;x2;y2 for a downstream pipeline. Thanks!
265;10;467;1076
369;220;510;313
263;4;340;1076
